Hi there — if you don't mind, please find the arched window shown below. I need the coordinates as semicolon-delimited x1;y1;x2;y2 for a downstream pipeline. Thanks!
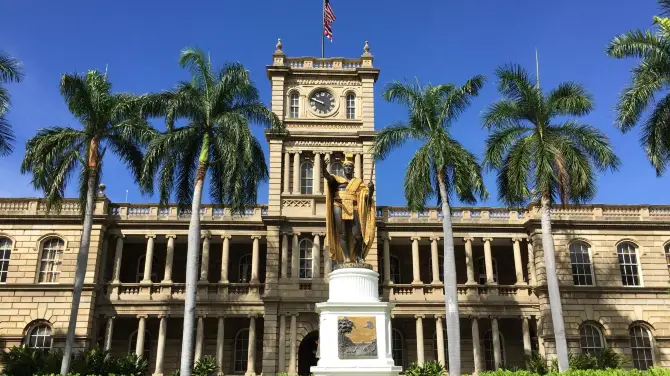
483;330;505;371
664;243;670;275
477;257;498;285
617;242;641;286
392;329;404;368
380;255;402;284
331;161;345;177
234;329;249;373
579;323;604;356
25;322;52;350
129;330;151;360
299;238;313;279
0;237;12;282
135;254;159;283
300;161;314;194
289;92;300;118
346;93;356;119
630;324;654;370
570;242;594;286
39;238;64;283
428;255;444;282
238;254;252;283
433;326;448;367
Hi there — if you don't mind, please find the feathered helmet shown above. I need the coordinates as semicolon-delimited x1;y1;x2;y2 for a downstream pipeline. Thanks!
343;153;355;166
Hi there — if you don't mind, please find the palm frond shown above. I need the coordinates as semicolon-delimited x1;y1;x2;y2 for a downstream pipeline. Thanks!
0;85;9;113
383;81;422;108
60;73;94;123
483;125;531;169
482;99;524;129
615;57;670;131
371;123;425;160
554;122;621;172
547;82;594;116
607;30;670;60
640;92;670;175
441;138;488;204
179;47;214;98
496;63;538;102
0;51;24;83
438;74;486;126
0;114;15;156
403;144;433;211
496;135;534;207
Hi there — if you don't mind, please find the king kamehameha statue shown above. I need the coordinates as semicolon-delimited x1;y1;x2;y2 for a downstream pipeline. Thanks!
322;153;375;265
313;153;400;376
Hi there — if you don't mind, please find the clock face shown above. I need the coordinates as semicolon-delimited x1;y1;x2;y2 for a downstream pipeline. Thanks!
309;90;336;115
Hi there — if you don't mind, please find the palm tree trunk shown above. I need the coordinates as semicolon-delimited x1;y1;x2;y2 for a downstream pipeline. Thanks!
60;168;97;374
540;194;569;372
180;135;210;376
437;169;460;376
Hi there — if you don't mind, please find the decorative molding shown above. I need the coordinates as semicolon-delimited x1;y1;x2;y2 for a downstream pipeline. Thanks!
289;79;362;86
282;199;312;208
286;123;362;130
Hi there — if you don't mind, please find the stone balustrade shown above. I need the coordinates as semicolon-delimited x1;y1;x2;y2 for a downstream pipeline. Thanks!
384;283;535;301
283;57;368;69
109;204;268;221
107;282;264;301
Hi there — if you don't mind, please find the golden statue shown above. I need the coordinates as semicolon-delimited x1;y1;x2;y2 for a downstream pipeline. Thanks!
322;154;376;263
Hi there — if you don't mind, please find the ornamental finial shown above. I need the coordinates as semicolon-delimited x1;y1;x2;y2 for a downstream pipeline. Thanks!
364;41;370;54
275;38;283;53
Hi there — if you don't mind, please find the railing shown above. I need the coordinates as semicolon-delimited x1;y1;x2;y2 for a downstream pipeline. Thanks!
284;57;367;69
109;282;264;301
107;204;268;221
384;283;535;300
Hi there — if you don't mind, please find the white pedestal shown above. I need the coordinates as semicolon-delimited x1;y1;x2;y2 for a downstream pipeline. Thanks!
311;267;402;376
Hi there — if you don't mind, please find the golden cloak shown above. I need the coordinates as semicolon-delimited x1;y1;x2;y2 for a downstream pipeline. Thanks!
325;175;376;262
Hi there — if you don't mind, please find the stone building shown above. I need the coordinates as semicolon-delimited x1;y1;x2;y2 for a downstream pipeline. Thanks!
0;42;669;375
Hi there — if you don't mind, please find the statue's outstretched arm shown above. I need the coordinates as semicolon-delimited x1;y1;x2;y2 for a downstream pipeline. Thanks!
322;156;336;184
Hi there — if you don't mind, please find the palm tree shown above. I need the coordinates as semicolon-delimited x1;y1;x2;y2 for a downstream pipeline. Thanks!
21;71;154;374
482;64;619;372
0;50;25;156
606;0;670;175
140;47;281;376
371;77;487;376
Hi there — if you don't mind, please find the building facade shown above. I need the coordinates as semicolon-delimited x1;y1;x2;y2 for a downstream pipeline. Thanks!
1;42;670;375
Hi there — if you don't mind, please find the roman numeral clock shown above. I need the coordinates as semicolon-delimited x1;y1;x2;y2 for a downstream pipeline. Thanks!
309;89;336;115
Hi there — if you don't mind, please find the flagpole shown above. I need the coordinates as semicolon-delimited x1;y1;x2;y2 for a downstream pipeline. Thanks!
321;0;325;58
535;48;540;89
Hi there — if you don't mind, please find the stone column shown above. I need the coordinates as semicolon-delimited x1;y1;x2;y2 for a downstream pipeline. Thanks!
142;235;156;283
220;235;231;283
195;316;205;361
492;317;502;370
522;316;531;356
163;235;176;283
435;315;446;366
216;316;225;373
103;316;115;352
464;237;476;285
111;235;124;283
483;238;496;284
383;236;391;284
288;314;298;374
154;315;168;376
283;152;291;194
281;233;289;279
200;235;211;282
471;317;482;374
323;237;331;280
324;152;332;192
250;236;261;283
415;315;425;365
312;233;321;279
527;239;537;286
135;315;147;357
354;153;362;178
513;238;526;285
537;317;545;356
313;152;321;194
411;237;422;284
278;314;287;373
292;152;301;194
430;237;441;284
291;233;300;279
247;315;257;376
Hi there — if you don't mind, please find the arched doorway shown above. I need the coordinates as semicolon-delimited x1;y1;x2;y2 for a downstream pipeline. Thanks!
298;330;319;376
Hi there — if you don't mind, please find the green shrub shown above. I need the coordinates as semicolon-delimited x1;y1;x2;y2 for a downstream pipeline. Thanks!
524;352;552;375
168;356;220;376
480;367;670;376
597;347;625;369
569;353;600;370
405;361;446;376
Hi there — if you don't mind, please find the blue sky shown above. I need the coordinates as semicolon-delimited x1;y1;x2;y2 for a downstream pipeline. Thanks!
0;0;665;206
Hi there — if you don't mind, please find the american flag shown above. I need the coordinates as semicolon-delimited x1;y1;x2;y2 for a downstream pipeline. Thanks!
324;0;336;41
